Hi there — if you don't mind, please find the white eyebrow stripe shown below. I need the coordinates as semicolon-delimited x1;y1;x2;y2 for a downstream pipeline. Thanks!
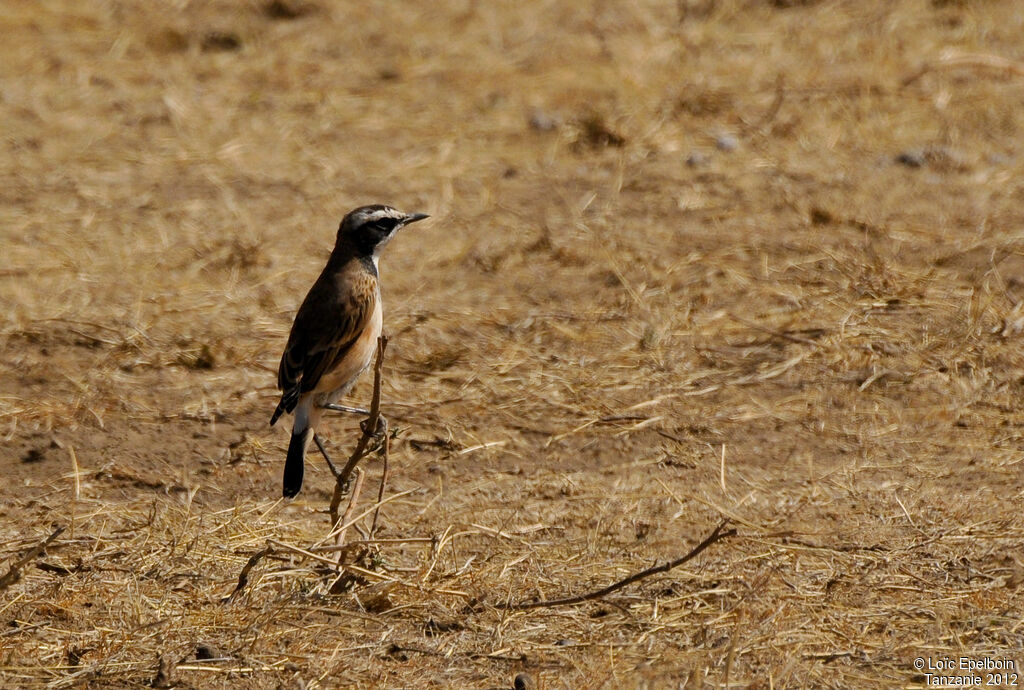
361;208;403;223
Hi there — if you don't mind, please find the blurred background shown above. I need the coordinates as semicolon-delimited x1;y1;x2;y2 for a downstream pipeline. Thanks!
2;1;1024;687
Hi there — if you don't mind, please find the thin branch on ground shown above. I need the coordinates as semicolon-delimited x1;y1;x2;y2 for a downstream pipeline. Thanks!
222;545;273;602
0;526;65;591
494;520;736;610
902;50;1024;87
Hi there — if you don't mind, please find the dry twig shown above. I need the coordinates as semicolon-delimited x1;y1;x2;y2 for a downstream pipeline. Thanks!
494;520;736;610
0;526;65;591
370;432;391;538
329;336;389;529
222;545;273;602
333;467;366;557
903;49;1024;86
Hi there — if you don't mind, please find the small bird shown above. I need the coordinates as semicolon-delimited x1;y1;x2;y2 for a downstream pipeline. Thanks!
270;205;428;497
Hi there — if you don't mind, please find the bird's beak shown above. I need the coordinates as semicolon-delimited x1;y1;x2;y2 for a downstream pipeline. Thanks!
403;213;429;226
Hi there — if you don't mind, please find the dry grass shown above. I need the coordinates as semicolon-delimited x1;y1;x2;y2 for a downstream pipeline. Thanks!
3;0;1024;687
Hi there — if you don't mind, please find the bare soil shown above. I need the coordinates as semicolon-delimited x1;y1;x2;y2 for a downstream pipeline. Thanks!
2;1;1024;687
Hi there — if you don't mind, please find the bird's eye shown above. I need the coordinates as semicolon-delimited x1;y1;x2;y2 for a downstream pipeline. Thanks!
371;219;399;234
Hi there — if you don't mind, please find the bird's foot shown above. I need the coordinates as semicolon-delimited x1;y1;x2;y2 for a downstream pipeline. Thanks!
360;415;389;451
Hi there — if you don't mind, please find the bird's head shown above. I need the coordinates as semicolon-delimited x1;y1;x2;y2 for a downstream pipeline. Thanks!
337;204;429;259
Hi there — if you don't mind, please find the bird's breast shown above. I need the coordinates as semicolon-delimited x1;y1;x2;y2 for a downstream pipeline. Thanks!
315;297;383;397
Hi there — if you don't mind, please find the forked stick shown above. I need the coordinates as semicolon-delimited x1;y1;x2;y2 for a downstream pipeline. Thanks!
333;467;366;557
328;336;389;535
370;432;391;538
228;342;392;595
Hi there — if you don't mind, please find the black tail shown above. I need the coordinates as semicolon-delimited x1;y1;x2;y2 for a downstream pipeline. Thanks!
283;428;309;498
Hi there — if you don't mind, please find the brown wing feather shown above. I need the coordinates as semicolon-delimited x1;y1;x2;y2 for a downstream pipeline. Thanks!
297;299;371;394
277;263;377;397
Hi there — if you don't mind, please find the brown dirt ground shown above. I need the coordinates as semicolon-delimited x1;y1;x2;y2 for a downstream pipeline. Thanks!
3;0;1024;687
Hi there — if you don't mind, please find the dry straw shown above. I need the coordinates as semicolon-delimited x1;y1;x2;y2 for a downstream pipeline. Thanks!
3;1;1024;687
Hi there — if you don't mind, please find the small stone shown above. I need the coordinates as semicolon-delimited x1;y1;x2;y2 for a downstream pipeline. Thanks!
895;150;925;168
529;109;558;132
685;151;708;167
263;0;313;20
896;146;969;172
201;31;242;52
809;206;834;225
715;134;738;151
195;642;221;660
364;590;394;613
513;672;534;690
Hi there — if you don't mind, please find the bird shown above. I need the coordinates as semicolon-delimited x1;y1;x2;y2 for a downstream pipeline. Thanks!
270;205;429;498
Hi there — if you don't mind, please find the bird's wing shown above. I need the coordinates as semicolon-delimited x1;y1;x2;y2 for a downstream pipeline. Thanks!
277;269;378;397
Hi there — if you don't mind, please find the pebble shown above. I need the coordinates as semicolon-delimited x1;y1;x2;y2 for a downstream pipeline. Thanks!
685;151;708;167
529;109;558;132
513;672;534;690
715;134;738;152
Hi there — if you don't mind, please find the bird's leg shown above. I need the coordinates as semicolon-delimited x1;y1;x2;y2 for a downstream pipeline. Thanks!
323;403;386;453
321;403;387;448
313;434;341;480
323;403;370;416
